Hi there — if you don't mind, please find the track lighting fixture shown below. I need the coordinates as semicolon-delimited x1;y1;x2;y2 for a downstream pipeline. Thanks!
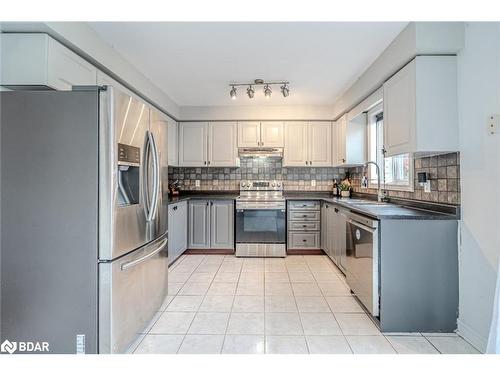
229;85;237;100
247;85;255;99
281;83;289;97
228;79;289;100
264;84;272;98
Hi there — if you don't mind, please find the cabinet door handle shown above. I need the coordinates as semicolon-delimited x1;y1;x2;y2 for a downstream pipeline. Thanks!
210;201;213;206
206;202;209;206
173;206;178;210
310;161;312;165
208;160;211;165
204;161;207;165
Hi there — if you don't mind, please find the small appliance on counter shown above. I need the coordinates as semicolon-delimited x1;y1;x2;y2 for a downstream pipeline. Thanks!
169;179;180;196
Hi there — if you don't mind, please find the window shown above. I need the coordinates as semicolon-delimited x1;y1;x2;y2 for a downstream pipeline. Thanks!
367;104;413;191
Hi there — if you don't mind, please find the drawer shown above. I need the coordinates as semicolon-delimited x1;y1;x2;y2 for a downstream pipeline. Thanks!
288;201;320;211
288;232;320;249
289;211;320;221
289;221;320;231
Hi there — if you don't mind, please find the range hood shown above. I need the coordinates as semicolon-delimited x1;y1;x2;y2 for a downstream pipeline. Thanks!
238;147;283;158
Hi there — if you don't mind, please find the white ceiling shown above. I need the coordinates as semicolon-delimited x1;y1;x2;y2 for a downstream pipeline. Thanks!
89;22;408;107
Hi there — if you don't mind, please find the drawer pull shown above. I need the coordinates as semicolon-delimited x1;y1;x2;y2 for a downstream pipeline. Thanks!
302;225;307;227
302;239;307;242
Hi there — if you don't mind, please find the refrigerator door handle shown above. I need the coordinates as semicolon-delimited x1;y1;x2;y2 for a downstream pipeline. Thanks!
143;131;157;222
120;237;167;271
149;131;160;220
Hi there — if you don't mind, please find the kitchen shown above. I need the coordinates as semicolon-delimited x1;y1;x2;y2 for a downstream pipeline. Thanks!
0;15;499;361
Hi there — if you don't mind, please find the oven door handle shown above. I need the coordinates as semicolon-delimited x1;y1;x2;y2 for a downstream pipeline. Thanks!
346;218;376;233
237;207;285;211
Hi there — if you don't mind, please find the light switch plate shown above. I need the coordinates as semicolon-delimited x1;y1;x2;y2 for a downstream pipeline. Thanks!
311;180;316;187
195;180;200;187
488;114;499;135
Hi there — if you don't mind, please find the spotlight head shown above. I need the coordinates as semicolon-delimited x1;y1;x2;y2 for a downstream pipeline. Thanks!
230;86;237;100
247;85;255;98
264;84;272;99
281;83;289;97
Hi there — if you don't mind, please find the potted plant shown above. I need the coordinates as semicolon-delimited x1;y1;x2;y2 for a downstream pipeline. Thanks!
339;179;352;198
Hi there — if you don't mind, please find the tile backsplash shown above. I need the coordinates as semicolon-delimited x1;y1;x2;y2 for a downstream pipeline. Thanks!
348;152;461;204
168;157;347;191
169;153;461;205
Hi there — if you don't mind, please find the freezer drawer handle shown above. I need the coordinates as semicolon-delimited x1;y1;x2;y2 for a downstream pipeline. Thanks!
121;238;167;271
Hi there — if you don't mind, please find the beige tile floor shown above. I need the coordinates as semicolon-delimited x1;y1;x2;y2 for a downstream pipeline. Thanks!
133;254;480;354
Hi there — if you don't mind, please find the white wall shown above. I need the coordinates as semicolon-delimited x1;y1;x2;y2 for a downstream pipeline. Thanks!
456;22;500;352
179;104;335;121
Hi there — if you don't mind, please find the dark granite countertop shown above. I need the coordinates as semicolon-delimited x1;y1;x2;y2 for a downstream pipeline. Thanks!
284;192;459;220
168;191;459;220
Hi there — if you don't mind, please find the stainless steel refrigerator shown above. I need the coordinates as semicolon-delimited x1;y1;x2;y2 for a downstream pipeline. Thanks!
1;86;169;354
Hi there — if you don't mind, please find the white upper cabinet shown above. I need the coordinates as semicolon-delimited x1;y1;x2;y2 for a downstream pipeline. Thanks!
308;122;332;166
284;122;308;166
284;122;331;167
333;114;366;167
1;33;97;90
237;121;284;148
179;122;208;166
260;122;284;147
383;56;458;156
238;122;261;147
167;121;179;166
208;122;238;166
179;122;237;167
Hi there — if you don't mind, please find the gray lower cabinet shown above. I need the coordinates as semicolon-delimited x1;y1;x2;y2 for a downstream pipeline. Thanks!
287;200;321;250
321;202;346;273
189;200;234;250
168;201;188;264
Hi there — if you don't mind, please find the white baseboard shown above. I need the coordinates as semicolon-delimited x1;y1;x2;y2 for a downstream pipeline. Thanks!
457;318;487;353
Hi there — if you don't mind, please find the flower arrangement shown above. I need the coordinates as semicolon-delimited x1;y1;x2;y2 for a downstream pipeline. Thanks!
339;178;351;198
338;179;351;191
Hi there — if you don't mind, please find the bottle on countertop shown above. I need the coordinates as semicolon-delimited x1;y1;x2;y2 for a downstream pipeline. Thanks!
333;179;339;197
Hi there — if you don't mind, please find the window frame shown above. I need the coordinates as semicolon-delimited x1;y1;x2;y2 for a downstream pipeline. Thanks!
366;103;414;192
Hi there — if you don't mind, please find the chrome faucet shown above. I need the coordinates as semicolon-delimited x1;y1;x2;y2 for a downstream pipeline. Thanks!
363;161;387;202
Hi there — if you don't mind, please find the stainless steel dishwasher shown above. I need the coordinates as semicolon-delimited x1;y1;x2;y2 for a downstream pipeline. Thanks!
345;211;380;317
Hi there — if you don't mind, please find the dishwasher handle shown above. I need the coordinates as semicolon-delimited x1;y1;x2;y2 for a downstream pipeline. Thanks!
346;218;376;233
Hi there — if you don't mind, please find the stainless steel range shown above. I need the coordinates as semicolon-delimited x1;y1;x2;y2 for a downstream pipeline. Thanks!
235;180;286;257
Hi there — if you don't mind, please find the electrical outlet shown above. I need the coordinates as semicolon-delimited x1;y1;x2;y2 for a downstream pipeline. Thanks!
311;180;316;187
195;180;200;187
488;114;499;135
423;181;431;193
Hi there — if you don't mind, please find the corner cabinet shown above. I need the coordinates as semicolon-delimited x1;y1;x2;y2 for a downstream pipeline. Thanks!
188;200;234;250
168;201;188;264
1;33;97;90
167;121;179;166
237;121;284;148
283;122;332;167
179;122;237;167
383;56;458;156
333;114;366;167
